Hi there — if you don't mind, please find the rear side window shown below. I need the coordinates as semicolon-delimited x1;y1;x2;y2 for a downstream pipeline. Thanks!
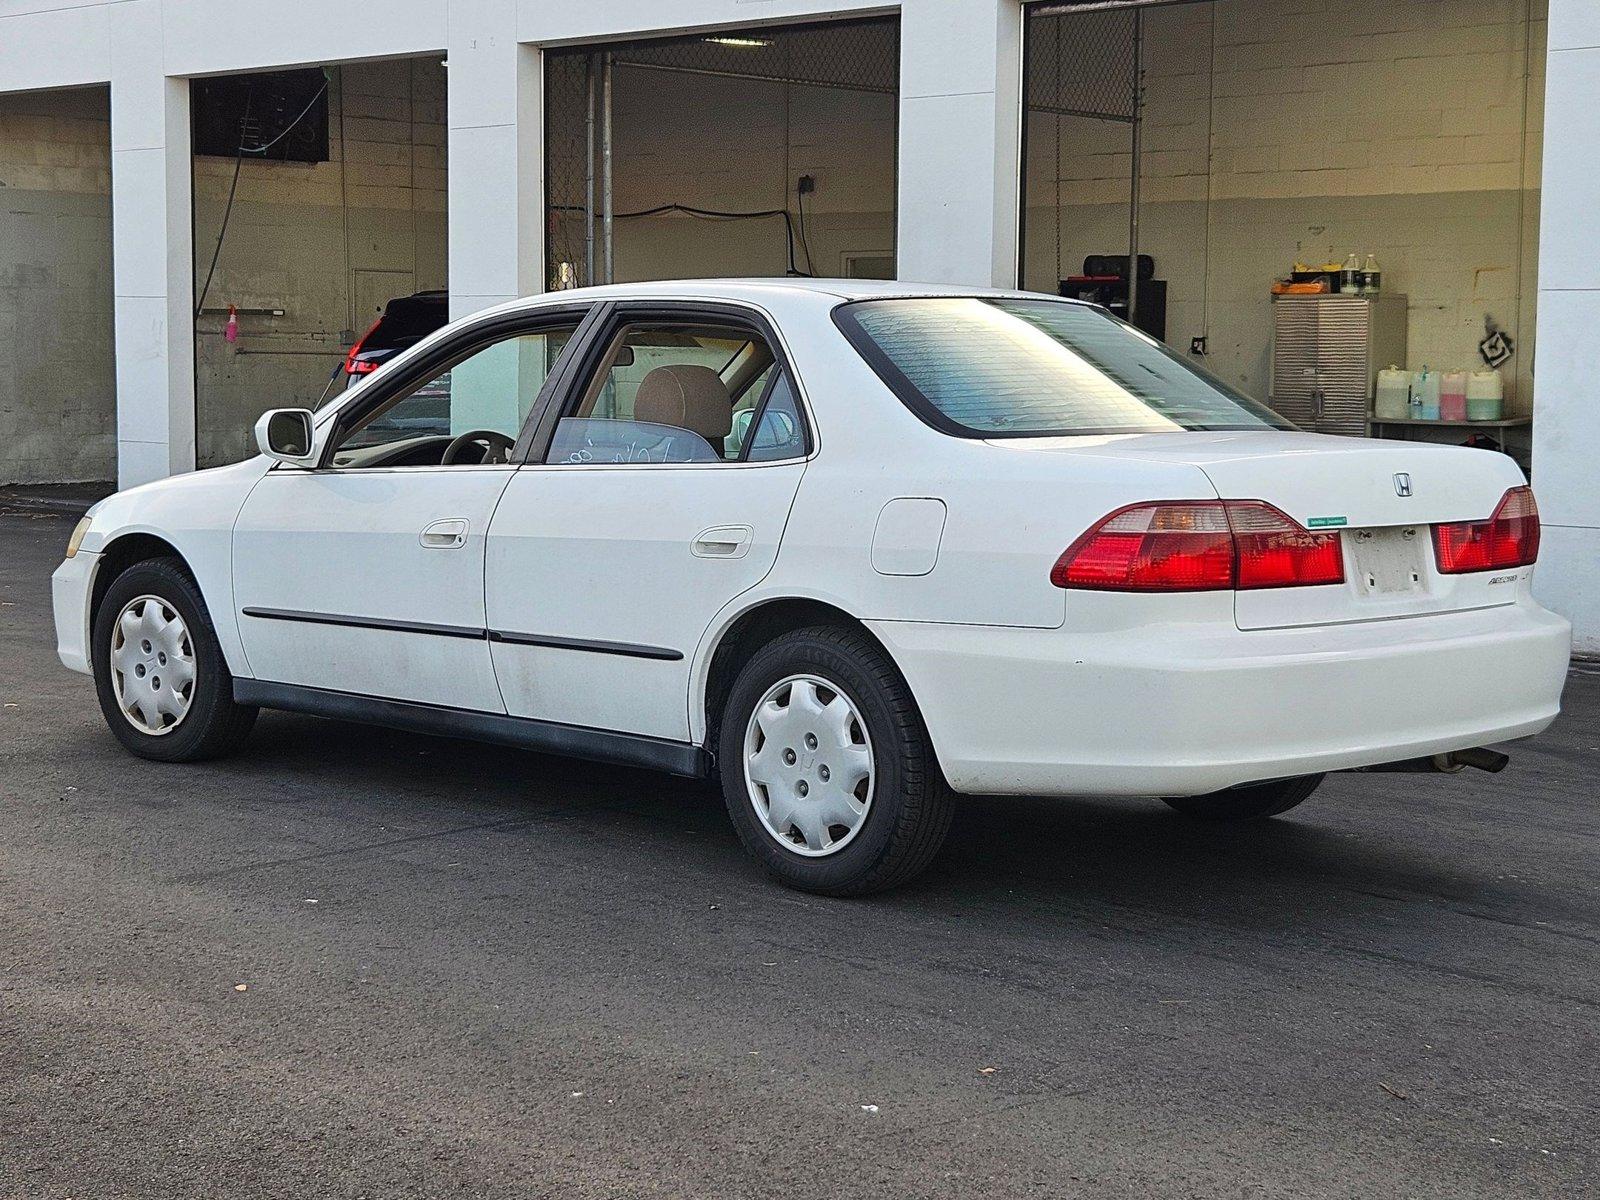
835;297;1294;437
546;320;807;465
743;374;807;463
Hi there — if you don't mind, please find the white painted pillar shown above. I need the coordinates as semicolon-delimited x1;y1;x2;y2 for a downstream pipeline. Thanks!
446;0;543;322
896;0;1023;287
1532;9;1600;657
109;1;195;488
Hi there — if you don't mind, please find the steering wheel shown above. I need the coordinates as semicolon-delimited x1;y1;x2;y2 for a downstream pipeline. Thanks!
441;429;516;465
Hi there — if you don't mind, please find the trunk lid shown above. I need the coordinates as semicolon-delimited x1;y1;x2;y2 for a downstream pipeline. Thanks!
988;430;1531;629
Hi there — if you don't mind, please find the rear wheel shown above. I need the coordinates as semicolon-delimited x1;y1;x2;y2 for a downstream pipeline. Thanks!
1162;774;1324;821
92;558;257;762
717;625;953;896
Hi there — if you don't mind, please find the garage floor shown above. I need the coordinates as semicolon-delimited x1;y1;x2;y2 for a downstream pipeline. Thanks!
2;509;1596;1198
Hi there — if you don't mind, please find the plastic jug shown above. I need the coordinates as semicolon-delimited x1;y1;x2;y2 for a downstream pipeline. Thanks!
1375;366;1412;420
1410;368;1440;421
1466;370;1503;421
1440;370;1468;422
1362;253;1382;295
1341;252;1362;294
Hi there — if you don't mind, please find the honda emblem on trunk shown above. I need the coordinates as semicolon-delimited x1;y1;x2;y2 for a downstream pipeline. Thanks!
1393;472;1414;497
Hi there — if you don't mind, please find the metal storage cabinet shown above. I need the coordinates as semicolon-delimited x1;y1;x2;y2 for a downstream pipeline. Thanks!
1269;294;1407;436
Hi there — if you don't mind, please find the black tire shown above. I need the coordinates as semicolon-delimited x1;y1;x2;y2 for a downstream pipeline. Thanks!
1162;773;1324;821
91;557;258;762
717;624;954;896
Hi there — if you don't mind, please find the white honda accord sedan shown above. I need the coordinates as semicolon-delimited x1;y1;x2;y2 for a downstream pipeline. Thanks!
53;280;1571;894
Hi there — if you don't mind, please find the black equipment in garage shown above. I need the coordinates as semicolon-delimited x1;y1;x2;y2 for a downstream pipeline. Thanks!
1060;255;1167;342
193;68;330;163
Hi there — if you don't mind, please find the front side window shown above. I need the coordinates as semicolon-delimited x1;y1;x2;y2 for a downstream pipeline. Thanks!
836;298;1293;437
546;320;806;465
328;323;578;467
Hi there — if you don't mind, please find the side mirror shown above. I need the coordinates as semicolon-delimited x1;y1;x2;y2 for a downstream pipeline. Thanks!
254;408;319;466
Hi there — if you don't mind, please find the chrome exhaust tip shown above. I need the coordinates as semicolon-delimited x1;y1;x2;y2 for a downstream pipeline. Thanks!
1355;747;1510;775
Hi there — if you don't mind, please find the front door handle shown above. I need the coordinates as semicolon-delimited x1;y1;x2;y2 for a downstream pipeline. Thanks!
420;518;469;549
692;525;754;559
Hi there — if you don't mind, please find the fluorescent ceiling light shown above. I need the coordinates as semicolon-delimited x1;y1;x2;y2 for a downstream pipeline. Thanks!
703;35;772;48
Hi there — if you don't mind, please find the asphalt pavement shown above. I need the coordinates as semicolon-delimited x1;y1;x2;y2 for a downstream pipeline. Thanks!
2;507;1596;1198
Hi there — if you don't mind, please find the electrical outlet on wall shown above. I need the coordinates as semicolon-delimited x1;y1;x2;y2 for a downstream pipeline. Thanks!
797;174;816;195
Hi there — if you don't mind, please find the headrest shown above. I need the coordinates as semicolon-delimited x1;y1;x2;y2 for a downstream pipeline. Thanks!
634;363;733;442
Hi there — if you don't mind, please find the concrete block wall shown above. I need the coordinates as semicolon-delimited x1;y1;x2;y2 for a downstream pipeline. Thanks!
545;62;897;285
193;58;447;467
1023;0;1544;421
0;87;115;485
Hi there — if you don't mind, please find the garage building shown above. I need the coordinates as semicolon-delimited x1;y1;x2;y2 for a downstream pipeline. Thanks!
1;0;1598;653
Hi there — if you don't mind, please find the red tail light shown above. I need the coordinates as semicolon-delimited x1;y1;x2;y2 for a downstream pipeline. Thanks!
1052;500;1345;592
1228;501;1347;589
1052;502;1233;591
343;316;384;376
1432;486;1540;574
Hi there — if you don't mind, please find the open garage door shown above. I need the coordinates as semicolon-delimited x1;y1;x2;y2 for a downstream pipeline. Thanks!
190;59;448;468
1022;4;1147;328
544;16;899;288
1020;0;1544;462
0;87;114;487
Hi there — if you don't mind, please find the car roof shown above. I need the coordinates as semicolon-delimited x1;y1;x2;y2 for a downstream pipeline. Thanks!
471;278;1084;320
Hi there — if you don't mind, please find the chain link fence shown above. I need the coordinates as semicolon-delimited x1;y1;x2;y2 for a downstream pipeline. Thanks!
1021;2;1144;292
544;52;593;287
1026;4;1139;124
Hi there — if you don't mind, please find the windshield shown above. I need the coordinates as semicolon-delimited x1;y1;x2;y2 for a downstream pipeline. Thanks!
835;297;1294;437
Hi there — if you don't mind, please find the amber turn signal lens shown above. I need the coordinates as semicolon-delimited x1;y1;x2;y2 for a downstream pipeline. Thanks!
65;516;92;559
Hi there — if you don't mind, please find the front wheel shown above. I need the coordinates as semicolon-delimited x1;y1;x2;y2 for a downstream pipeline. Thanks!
717;625;953;896
1162;774;1324;821
91;558;258;762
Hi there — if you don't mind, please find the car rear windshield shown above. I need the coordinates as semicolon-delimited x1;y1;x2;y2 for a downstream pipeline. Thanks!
834;297;1294;437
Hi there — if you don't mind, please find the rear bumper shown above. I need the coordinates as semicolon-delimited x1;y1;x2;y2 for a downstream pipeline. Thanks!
51;550;98;676
868;601;1572;798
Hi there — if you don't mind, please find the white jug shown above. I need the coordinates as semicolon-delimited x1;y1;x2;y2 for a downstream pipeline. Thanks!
1375;366;1412;420
1466;370;1504;421
1410;368;1441;421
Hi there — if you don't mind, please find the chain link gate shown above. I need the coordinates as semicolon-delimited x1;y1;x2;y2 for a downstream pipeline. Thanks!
1022;2;1147;320
544;17;899;290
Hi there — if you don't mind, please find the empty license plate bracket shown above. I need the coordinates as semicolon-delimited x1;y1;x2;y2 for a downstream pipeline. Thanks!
1349;527;1426;596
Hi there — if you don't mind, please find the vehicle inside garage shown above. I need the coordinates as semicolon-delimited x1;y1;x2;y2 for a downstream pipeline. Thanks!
1021;0;1544;466
543;16;899;288
0;86;114;486
189;58;447;468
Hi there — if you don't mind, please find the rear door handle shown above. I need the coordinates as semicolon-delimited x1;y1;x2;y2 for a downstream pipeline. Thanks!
420;518;469;549
692;525;754;559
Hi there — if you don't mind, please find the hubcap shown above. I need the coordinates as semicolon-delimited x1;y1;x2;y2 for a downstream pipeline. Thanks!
110;594;196;736
744;674;875;857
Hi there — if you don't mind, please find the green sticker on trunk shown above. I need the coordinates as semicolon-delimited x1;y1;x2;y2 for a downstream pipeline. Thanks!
1307;515;1348;528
